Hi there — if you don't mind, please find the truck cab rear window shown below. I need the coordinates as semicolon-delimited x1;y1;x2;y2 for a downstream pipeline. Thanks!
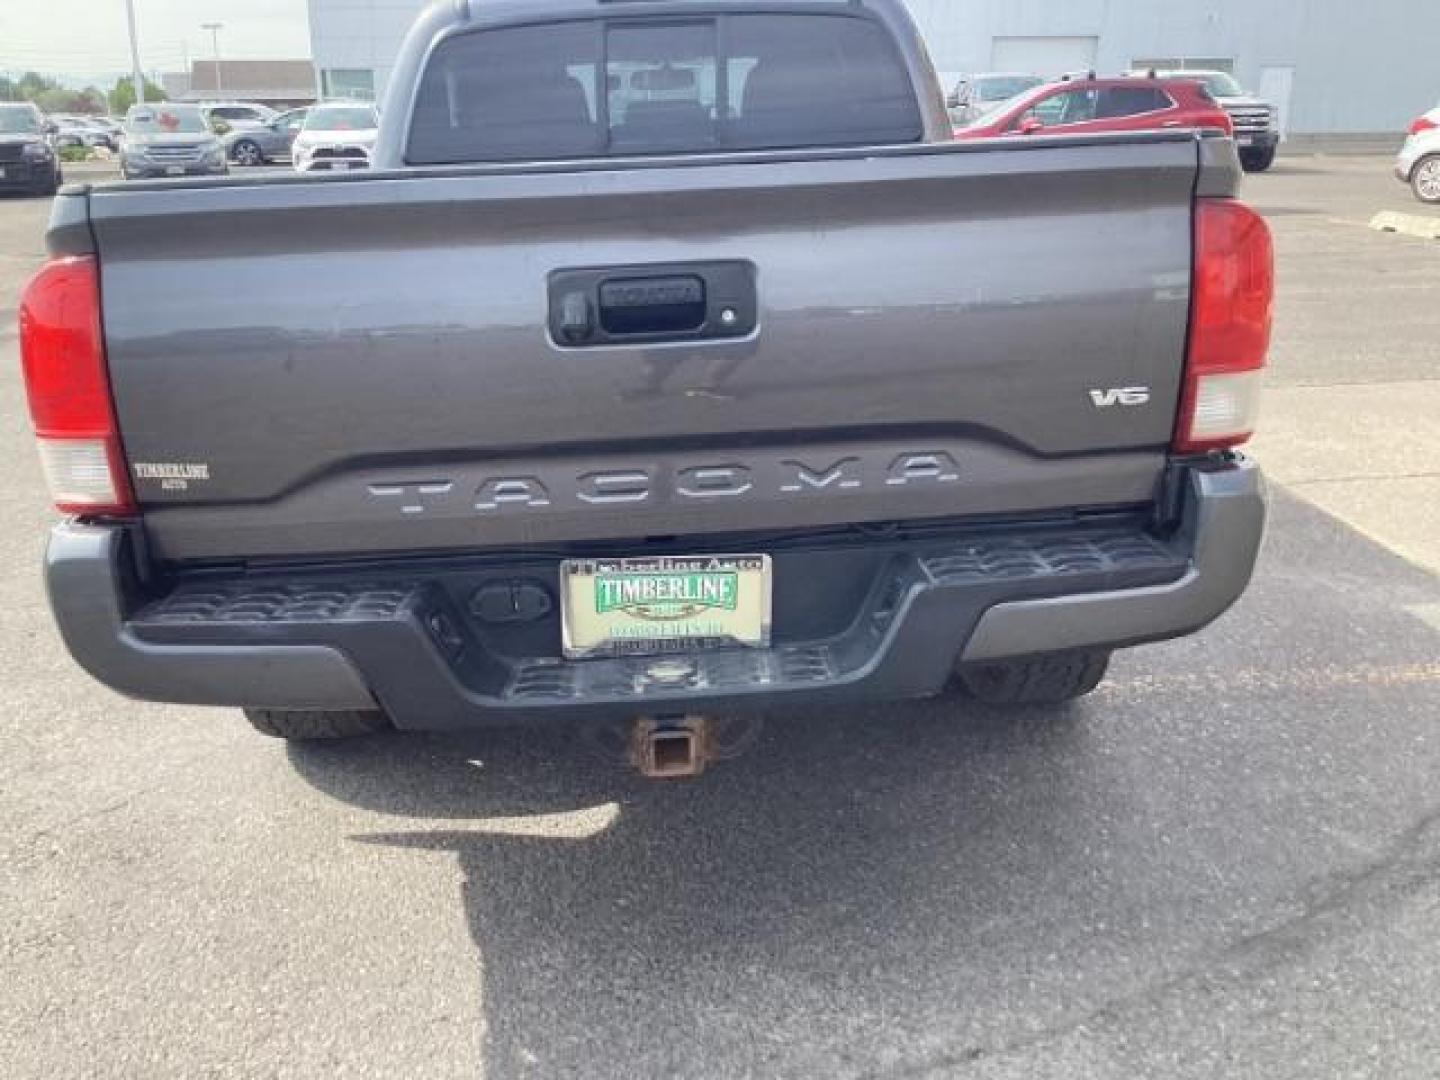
406;14;923;164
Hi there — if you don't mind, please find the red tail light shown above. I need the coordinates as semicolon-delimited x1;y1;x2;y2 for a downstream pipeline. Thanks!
1175;199;1274;454
1410;116;1438;136
19;256;135;515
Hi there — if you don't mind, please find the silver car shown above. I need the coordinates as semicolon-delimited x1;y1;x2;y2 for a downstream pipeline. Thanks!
946;73;1045;126
226;108;309;166
201;102;279;131
120;104;228;180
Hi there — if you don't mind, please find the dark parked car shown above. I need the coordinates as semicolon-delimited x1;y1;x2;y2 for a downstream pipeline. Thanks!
226;107;309;165
80;116;121;150
1141;70;1280;172
51;115;114;150
0;103;62;196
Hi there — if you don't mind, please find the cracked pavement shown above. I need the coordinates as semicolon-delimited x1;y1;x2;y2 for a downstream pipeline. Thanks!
2;156;1439;1078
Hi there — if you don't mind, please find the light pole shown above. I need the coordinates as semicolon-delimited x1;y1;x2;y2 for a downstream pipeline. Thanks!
124;0;146;111
202;22;224;97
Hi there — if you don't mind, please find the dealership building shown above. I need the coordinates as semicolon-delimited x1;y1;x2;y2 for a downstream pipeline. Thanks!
308;0;1435;136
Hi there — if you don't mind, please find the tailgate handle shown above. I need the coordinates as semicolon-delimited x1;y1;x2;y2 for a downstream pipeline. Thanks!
598;275;706;336
548;261;756;347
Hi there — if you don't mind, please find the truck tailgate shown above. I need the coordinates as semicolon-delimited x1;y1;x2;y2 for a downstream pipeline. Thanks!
92;136;1199;563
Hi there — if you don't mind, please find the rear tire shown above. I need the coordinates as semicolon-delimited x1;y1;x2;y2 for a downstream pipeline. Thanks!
1411;155;1440;204
231;139;264;166
953;650;1110;705
244;708;391;741
1239;147;1276;173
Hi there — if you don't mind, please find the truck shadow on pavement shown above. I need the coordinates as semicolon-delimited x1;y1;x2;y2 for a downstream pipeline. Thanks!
289;700;1102;1077
285;494;1440;1079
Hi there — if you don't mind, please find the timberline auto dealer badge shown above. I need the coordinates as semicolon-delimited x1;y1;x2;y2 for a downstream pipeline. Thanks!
133;462;210;491
595;569;741;623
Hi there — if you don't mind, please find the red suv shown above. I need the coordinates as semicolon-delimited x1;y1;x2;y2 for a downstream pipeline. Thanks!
954;76;1233;140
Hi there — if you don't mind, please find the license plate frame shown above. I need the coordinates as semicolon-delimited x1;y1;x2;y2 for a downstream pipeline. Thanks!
560;554;772;660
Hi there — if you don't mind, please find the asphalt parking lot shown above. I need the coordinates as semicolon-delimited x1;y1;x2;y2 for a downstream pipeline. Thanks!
1;155;1438;1079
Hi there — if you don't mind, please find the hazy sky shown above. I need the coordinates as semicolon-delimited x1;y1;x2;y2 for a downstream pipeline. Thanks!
2;0;313;76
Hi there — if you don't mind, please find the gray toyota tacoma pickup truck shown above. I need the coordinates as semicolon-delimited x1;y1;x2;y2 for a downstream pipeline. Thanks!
23;0;1271;747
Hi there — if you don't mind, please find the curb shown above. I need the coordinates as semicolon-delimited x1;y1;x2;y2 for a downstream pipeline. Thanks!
1279;135;1403;157
1369;211;1440;240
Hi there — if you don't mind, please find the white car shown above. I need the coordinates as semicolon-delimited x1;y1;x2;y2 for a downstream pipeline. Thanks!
292;103;379;173
1396;102;1440;204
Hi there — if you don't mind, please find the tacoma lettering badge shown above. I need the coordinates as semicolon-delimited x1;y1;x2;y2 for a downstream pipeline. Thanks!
369;452;962;518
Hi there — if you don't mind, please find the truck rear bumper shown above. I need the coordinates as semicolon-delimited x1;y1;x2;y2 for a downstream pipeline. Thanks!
46;461;1263;729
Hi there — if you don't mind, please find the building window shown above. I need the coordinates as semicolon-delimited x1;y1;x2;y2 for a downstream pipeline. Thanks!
322;69;376;100
1132;57;1234;74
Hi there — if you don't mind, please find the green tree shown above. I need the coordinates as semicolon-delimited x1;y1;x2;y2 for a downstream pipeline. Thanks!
108;75;166;114
76;86;108;114
31;86;107;114
17;71;59;100
34;87;76;113
0;75;19;102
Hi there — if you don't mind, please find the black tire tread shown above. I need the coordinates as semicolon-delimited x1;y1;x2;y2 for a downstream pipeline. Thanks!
244;708;391;740
955;650;1110;705
1239;148;1276;173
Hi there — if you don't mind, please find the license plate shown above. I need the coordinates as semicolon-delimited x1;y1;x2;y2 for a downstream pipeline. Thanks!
561;555;771;659
1236;136;1255;147
165;165;184;175
0;167;7;179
